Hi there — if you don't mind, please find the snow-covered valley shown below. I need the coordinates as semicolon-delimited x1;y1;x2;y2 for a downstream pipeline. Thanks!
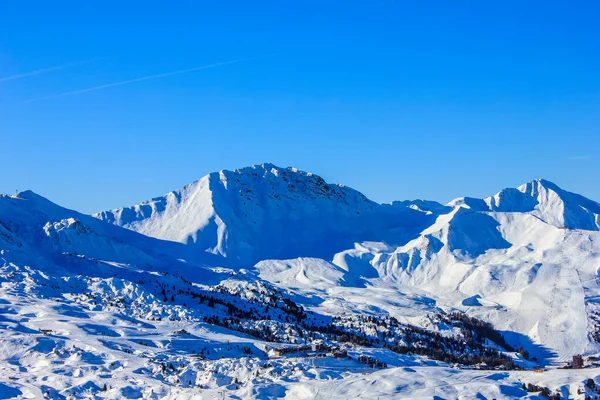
2;163;600;399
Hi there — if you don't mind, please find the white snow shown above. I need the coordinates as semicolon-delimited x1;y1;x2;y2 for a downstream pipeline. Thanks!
2;166;600;398
95;163;434;266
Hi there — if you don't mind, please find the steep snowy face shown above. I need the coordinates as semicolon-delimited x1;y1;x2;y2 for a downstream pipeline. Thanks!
449;179;600;231
96;163;435;266
95;175;217;252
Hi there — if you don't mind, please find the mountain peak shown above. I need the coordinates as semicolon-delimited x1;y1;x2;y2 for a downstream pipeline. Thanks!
226;162;281;175
8;190;73;218
517;178;562;194
219;163;319;181
95;163;434;266
484;179;600;230
13;189;40;199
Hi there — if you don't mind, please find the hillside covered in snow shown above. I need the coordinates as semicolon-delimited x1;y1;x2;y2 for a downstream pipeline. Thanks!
2;163;600;399
96;164;600;361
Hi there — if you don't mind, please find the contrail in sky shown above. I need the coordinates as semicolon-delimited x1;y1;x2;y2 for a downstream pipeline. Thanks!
0;60;92;83
21;55;272;104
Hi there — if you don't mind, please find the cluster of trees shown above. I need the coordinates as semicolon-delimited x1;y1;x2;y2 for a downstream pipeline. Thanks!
76;264;522;370
156;277;308;325
303;313;519;368
201;307;518;368
522;382;560;399
389;344;516;369
579;378;600;399
324;316;516;368
439;312;515;352
392;324;517;368
203;315;303;343
590;311;600;343
211;282;307;320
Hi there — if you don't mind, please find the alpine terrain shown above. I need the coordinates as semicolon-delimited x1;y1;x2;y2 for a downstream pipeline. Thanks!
2;163;600;399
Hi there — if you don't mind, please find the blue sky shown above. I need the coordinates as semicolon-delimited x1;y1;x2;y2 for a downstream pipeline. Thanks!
1;1;599;213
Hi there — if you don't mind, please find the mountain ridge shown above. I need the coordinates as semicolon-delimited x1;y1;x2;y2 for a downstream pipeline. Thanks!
94;163;437;266
449;177;600;231
95;164;600;265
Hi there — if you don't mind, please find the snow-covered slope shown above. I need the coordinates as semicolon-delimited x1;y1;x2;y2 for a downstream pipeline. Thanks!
96;166;600;363
329;209;600;361
4;166;600;398
96;163;435;266
325;180;600;362
0;187;535;399
0;190;221;269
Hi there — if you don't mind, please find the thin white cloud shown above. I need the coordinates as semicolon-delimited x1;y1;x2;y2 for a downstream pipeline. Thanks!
0;60;92;83
20;55;272;104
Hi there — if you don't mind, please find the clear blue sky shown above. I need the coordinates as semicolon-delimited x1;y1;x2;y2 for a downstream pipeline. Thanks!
2;1;599;213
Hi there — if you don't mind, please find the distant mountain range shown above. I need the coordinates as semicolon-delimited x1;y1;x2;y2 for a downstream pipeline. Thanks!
2;163;600;397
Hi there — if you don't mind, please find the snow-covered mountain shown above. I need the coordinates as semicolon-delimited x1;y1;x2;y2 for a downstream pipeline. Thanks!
3;165;600;398
95;165;600;362
95;163;435;266
449;178;600;230
0;185;532;399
